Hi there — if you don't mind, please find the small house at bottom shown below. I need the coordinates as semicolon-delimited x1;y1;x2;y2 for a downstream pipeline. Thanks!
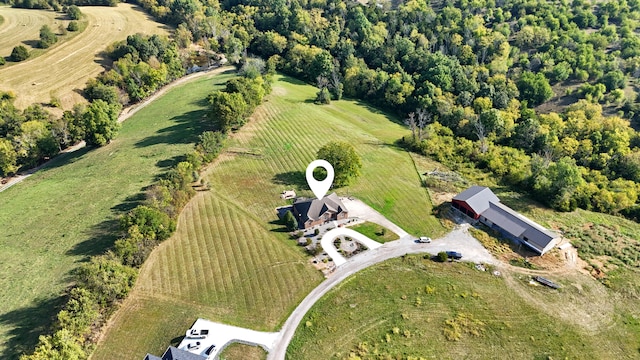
452;186;560;255
292;192;348;229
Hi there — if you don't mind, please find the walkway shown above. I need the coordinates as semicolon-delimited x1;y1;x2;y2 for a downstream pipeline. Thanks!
320;227;383;266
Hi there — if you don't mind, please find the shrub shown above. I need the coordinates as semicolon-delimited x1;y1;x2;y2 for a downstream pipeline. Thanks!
10;45;29;62
120;205;176;241
67;21;79;32
437;251;449;262
283;210;298;231
75;256;137;307
0;57;5;66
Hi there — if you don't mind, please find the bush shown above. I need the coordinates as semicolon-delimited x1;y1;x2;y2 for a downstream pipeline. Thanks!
67;21;79;32
38;25;58;49
0;57;5;66
75;256;137;307
120;205;176;241
283;210;298;231
66;5;82;20
10;45;29;62
437;251;449;262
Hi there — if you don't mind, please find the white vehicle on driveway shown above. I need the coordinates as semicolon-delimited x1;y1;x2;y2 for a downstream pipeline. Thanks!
418;236;432;243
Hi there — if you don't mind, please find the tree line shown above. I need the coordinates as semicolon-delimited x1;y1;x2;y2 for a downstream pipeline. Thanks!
20;71;272;359
0;33;186;178
113;0;640;220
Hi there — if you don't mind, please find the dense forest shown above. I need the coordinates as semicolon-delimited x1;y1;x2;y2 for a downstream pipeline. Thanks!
4;0;640;219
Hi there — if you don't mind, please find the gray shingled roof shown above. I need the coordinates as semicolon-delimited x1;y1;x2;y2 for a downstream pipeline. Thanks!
144;355;162;360
455;186;559;254
452;186;500;215
292;193;347;225
161;346;205;360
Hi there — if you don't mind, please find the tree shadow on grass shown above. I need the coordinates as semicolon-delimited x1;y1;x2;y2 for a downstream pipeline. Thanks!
272;171;307;189
155;154;187;171
66;218;121;258
31;146;91;175
134;110;211;148
111;192;147;213
268;219;290;233
0;294;66;360
21;39;39;48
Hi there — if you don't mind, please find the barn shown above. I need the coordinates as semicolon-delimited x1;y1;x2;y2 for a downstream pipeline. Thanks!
452;186;560;255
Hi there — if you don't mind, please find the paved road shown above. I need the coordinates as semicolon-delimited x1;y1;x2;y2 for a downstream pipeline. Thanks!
0;66;233;193
267;224;498;360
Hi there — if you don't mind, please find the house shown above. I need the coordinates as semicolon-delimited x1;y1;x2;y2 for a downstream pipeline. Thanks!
452;186;560;255
144;346;206;360
280;190;296;200
292;193;348;229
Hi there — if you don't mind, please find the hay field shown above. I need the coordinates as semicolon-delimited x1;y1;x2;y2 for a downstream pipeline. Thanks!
0;4;170;109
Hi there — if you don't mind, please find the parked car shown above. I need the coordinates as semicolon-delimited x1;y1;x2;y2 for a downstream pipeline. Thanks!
418;236;432;243
446;251;462;260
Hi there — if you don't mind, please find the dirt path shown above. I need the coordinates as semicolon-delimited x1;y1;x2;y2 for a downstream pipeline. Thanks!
0;66;233;194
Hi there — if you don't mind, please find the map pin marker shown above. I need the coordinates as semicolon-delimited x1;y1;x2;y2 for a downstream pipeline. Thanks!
306;160;334;200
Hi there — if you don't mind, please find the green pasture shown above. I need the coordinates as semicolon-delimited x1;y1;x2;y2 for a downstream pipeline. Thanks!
0;70;234;358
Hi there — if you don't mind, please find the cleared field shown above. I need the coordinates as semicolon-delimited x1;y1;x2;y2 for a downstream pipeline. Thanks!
0;7;61;56
0;70;233;359
288;256;640;359
92;75;446;359
0;4;170;109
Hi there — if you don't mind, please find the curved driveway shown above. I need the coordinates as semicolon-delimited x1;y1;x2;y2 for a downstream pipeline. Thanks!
320;227;383;266
267;224;497;360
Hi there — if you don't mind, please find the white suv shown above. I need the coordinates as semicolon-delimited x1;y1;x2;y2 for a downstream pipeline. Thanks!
418;236;432;243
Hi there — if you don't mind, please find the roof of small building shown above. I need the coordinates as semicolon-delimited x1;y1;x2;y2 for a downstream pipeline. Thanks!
293;193;347;224
144;355;163;360
452;186;500;215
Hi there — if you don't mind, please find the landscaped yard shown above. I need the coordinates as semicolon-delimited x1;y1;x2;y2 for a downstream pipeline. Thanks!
351;222;399;243
0;70;234;359
287;255;640;359
92;74;446;359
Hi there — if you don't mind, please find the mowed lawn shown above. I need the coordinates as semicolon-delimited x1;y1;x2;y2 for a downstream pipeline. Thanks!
92;75;446;359
0;70;234;358
288;256;639;359
0;4;170;109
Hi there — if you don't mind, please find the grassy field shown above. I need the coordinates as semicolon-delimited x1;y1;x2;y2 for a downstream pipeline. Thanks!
351;222;399;243
288;255;640;359
0;70;234;359
220;343;267;360
92;75;446;359
0;4;169;109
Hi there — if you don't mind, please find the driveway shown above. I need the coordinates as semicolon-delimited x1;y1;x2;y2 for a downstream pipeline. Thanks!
320;227;383;266
267;223;498;360
341;197;410;239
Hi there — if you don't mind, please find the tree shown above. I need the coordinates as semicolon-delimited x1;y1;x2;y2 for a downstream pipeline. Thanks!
283;210;298;231
67;21;79;32
437;251;448;262
10;46;30;62
120;205;175;241
38;25;57;49
316;141;362;187
75;256;137;307
66;5;81;20
207;91;247;132
0;138;18;176
81;100;121;146
517;71;553;106
20;329;85;360
195;131;226;162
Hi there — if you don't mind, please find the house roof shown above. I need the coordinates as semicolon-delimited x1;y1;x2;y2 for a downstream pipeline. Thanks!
452;186;500;215
144;355;163;360
455;186;559;254
161;346;205;360
292;193;347;224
